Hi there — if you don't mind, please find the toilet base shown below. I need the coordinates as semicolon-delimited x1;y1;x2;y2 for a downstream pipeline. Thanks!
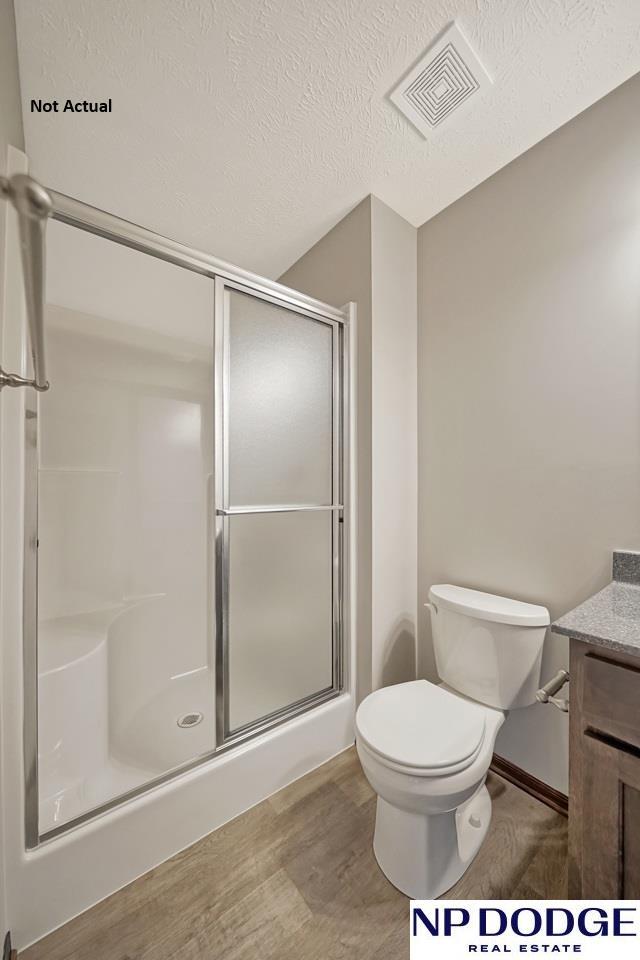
372;784;492;899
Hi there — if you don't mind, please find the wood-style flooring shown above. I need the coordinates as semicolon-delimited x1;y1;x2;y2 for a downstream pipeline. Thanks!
22;747;567;959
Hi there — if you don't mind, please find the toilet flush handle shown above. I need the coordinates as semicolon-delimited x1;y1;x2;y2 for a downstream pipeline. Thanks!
424;601;438;615
536;669;570;712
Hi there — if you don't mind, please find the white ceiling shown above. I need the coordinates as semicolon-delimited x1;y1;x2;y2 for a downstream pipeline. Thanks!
15;0;640;279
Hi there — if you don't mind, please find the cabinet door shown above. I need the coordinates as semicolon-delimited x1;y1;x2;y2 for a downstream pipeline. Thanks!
581;732;640;898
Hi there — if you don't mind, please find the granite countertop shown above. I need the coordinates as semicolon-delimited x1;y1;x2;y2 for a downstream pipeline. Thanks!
552;579;640;657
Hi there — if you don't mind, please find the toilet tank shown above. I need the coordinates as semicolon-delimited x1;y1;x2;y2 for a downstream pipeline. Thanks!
427;584;549;710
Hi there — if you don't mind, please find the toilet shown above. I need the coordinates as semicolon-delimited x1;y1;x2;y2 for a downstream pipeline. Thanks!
356;583;549;899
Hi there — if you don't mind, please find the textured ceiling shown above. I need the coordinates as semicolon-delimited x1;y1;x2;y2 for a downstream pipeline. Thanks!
15;0;640;278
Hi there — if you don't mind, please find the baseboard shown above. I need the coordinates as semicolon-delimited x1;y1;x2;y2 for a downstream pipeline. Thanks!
490;754;568;817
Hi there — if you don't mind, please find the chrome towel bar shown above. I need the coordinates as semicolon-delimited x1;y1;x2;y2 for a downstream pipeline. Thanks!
0;173;52;392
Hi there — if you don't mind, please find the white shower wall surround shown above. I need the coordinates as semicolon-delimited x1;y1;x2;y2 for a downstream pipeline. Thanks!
0;149;356;950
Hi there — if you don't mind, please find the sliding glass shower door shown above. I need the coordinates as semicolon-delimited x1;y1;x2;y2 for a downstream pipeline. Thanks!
214;282;343;742
27;194;346;844
34;221;216;837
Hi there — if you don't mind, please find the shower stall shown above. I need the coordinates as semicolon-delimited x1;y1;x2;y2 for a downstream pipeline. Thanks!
0;160;353;945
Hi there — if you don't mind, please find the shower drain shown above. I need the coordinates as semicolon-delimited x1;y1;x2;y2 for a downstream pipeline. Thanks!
177;711;204;729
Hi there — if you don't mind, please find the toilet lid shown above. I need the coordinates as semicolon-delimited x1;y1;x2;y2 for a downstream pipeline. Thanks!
356;680;486;771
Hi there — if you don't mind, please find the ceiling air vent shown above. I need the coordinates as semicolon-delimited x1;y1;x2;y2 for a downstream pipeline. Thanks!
390;23;492;137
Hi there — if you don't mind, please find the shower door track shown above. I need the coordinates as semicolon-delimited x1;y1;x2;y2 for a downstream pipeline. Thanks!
21;186;350;847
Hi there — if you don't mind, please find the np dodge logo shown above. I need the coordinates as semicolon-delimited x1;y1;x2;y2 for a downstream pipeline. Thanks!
410;901;640;958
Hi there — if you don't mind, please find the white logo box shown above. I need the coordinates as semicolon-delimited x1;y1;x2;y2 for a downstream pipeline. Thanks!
410;900;640;958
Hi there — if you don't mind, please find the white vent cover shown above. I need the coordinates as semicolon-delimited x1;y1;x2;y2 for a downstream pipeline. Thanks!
390;23;492;137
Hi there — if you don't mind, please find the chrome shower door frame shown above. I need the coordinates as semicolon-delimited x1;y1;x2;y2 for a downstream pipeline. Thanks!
22;188;350;846
213;277;345;747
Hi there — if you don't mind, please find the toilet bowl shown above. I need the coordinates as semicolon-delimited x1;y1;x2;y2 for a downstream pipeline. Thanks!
356;584;549;899
356;680;504;898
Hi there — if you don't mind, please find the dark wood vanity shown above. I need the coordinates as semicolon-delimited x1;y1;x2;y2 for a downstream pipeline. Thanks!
553;553;640;898
568;640;640;897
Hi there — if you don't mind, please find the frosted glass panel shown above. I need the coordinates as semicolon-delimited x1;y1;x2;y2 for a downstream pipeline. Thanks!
37;222;215;834
227;511;333;731
228;290;333;505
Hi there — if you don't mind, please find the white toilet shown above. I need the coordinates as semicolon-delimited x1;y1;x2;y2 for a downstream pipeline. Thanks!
356;583;549;899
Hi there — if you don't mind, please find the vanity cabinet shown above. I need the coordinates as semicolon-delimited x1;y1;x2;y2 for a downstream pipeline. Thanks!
569;639;640;897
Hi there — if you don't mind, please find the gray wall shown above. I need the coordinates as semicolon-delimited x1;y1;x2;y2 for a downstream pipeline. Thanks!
0;0;23;158
0;0;24;942
417;72;640;793
370;197;417;689
0;0;24;258
280;198;373;704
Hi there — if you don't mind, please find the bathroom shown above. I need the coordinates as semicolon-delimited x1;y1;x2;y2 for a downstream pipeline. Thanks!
1;1;640;956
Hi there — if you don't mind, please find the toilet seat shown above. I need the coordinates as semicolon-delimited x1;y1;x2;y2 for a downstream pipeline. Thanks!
356;680;487;776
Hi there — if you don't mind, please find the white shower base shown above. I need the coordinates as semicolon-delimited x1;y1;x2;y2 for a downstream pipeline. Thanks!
38;604;216;833
39;757;153;835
